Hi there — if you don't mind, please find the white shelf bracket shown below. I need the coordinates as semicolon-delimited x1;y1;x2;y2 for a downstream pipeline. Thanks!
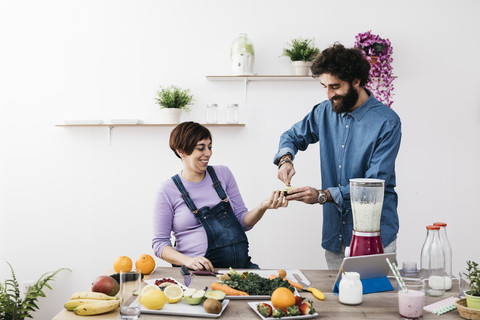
107;126;113;145
243;78;249;103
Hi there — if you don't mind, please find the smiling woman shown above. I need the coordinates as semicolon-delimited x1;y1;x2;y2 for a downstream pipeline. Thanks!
152;121;288;271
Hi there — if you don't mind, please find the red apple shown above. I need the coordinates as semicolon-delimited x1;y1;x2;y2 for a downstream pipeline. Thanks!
91;275;119;296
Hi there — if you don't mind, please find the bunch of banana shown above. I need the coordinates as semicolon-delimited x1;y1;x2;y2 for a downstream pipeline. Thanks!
64;291;119;316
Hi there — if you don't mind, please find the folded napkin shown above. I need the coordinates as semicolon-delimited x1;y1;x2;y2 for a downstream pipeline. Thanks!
333;276;394;295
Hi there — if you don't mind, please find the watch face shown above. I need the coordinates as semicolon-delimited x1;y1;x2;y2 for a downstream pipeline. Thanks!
318;191;327;204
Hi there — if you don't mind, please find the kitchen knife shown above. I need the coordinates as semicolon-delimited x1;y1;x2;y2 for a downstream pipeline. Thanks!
180;265;192;287
297;280;325;300
192;270;219;276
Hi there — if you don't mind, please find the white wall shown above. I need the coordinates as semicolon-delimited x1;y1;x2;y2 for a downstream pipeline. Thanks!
1;0;479;318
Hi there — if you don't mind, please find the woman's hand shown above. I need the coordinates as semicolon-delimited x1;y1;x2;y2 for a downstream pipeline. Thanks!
185;256;214;271
260;190;288;210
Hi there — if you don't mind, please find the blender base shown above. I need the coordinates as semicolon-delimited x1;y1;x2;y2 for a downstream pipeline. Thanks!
349;230;384;257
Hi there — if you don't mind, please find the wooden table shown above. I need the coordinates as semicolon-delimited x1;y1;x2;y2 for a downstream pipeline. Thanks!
53;267;462;319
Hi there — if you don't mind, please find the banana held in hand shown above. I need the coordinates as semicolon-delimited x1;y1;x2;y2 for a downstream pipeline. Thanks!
64;299;107;311
71;291;117;300
73;300;119;316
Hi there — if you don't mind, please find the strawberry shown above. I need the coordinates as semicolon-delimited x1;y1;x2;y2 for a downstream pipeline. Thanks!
299;300;316;315
286;305;300;316
294;295;303;306
272;308;285;318
257;303;273;317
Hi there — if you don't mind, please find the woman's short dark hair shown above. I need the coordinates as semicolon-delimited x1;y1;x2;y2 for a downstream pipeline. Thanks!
169;121;212;159
311;43;371;87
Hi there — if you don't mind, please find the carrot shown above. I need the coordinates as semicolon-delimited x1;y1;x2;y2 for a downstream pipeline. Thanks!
268;275;303;290
286;279;303;290
211;282;249;296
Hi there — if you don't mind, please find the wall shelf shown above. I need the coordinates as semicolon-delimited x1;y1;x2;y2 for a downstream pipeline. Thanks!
56;123;245;145
206;75;316;81
55;123;245;127
206;75;317;101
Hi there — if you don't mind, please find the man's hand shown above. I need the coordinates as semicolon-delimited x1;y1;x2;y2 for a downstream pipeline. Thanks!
284;186;319;204
277;162;295;186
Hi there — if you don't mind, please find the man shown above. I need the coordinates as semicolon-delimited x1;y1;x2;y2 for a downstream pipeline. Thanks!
274;43;401;270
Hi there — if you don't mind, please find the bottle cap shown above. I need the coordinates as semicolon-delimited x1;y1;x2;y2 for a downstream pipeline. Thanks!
433;222;447;227
426;225;440;230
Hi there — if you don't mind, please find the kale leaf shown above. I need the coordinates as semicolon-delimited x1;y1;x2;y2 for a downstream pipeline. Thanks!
221;273;293;295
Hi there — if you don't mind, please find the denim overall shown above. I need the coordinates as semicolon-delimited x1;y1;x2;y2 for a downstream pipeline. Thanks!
172;166;258;269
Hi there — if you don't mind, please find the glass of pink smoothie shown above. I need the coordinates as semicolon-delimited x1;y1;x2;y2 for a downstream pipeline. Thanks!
398;281;426;320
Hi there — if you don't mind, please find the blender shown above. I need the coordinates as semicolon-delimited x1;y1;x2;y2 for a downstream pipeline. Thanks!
348;178;385;256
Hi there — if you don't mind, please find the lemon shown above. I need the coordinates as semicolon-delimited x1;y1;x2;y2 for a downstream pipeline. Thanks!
164;284;183;304
140;289;167;310
141;284;160;296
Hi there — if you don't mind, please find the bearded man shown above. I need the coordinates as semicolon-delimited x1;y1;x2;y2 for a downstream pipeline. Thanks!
273;43;402;270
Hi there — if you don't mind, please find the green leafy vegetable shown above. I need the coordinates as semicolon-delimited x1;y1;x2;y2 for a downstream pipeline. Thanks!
220;272;293;296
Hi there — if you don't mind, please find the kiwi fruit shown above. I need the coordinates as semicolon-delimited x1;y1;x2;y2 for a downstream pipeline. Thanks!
203;298;222;314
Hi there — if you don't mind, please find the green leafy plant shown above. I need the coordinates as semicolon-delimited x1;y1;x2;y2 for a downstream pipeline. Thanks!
464;260;480;296
282;38;320;62
155;85;194;112
0;262;68;320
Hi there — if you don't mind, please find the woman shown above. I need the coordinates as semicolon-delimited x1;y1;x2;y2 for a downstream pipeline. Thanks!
152;121;287;271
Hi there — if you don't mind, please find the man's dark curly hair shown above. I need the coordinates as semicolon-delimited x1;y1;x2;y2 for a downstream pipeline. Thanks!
311;43;370;87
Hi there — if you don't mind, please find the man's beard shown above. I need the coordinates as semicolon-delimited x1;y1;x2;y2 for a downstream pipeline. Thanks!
330;83;359;114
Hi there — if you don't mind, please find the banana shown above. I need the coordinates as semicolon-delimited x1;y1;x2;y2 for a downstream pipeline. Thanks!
64;299;107;311
71;291;117;300
73;300;120;316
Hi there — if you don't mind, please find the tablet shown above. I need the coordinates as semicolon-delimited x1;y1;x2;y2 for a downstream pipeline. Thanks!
332;253;397;291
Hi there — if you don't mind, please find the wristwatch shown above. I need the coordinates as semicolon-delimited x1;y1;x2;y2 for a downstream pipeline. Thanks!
317;189;328;204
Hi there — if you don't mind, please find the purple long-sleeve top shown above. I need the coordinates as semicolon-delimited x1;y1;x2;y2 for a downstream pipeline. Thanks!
152;165;252;261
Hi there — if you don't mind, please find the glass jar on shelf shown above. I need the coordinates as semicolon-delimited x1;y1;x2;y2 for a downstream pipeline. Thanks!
226;104;239;124
206;104;218;124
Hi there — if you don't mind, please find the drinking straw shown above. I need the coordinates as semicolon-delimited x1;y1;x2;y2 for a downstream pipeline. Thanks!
424;297;459;315
386;258;407;292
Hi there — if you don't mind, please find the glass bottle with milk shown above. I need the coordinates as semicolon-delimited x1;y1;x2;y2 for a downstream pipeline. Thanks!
420;225;445;296
433;222;452;290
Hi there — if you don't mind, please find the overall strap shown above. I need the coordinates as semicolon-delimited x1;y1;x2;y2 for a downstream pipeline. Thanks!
207;166;228;202
171;174;199;214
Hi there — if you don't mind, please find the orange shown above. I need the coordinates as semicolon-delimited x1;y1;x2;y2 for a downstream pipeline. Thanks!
135;254;156;275
271;287;295;311
113;256;132;273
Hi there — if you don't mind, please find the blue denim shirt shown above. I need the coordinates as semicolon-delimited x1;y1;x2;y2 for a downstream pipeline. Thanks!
274;92;401;253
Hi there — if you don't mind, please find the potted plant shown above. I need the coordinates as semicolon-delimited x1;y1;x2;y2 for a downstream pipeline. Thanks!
282;38;320;76
155;85;194;124
464;260;480;309
354;30;394;107
0;262;68;320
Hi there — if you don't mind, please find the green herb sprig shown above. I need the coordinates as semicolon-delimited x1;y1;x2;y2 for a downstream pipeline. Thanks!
465;260;480;296
0;262;69;320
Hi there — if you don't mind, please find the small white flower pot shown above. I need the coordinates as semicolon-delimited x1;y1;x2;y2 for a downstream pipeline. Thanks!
160;108;182;124
291;61;313;76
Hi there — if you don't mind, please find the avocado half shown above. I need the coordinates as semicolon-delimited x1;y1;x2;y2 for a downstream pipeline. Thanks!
204;289;226;302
